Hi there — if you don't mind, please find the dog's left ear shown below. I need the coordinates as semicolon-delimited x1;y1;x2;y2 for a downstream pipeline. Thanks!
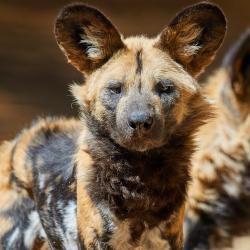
156;2;227;77
54;3;124;75
223;29;250;100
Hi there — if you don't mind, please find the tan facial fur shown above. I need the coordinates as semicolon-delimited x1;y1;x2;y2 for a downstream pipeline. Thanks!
72;36;200;152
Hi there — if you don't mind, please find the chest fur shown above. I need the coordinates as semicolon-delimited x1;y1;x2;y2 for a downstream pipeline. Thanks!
84;144;189;227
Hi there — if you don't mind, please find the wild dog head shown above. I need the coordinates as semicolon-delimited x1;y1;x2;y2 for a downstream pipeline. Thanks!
222;29;250;120
55;2;226;152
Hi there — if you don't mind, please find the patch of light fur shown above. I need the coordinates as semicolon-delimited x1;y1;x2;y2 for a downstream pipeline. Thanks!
38;173;46;191
70;82;85;106
201;161;216;180
79;34;102;59
7;228;20;249
24;211;43;249
39;227;47;240
196;202;213;213
63;201;78;250
97;202;115;232
223;182;240;198
204;97;216;105
46;191;52;206
176;72;198;92
53;201;72;248
184;43;201;55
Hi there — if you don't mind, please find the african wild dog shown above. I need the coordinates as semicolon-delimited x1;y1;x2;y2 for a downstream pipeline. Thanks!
0;2;226;250
184;30;250;250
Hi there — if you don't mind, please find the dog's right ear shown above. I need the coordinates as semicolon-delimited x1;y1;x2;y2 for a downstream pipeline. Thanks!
55;4;125;75
223;29;250;100
156;2;227;77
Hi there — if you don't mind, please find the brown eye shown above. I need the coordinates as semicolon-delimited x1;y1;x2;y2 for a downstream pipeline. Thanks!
108;80;122;94
156;80;175;95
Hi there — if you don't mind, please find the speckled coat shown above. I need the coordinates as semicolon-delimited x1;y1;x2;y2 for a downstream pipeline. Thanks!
185;30;250;250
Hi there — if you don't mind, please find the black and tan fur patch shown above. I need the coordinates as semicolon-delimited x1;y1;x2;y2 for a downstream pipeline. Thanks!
185;30;250;250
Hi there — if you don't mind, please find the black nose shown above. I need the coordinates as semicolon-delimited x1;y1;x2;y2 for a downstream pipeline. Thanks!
128;112;154;131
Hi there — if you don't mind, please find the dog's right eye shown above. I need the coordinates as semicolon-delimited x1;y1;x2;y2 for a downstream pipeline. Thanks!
156;79;175;96
107;80;122;95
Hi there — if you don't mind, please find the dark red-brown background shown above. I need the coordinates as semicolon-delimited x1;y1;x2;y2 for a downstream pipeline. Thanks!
1;0;249;140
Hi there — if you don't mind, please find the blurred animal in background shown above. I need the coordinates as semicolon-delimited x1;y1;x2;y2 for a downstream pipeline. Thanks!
185;30;250;250
0;2;226;250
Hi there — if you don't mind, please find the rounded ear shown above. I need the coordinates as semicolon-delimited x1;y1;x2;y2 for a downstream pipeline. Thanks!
155;2;227;77
223;29;250;100
54;3;125;75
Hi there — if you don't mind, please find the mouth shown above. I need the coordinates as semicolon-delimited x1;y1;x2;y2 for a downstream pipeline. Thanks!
115;128;165;152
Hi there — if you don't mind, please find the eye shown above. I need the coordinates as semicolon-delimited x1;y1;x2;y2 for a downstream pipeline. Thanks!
107;80;122;94
156;79;175;95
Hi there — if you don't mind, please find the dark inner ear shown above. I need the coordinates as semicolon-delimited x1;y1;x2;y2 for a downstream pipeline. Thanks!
223;30;250;99
55;3;125;74
156;2;227;77
241;53;250;80
232;53;250;99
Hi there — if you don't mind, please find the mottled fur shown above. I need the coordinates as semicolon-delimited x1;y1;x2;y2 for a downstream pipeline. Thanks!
0;118;80;250
0;2;226;250
185;30;250;250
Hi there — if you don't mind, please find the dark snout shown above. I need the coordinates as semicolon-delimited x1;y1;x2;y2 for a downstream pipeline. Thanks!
125;93;156;134
128;111;154;132
116;93;164;151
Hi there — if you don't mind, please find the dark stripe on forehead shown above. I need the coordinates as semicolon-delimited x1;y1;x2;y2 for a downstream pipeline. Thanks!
136;50;143;74
136;50;143;91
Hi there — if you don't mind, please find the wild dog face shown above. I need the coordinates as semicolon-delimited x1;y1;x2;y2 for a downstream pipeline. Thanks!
55;2;226;152
222;29;250;120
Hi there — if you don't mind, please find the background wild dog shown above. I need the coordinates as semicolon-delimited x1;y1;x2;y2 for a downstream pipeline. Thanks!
184;30;250;250
0;2;226;250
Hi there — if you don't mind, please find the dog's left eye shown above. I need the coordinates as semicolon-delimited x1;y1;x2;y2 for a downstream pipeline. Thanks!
156;80;175;95
107;80;122;94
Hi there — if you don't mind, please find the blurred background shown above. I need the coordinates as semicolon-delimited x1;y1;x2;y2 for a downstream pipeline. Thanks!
1;0;250;141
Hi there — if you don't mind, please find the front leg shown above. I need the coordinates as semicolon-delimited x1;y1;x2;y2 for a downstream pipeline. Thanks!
0;189;45;250
35;175;79;250
163;204;185;250
77;182;114;250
